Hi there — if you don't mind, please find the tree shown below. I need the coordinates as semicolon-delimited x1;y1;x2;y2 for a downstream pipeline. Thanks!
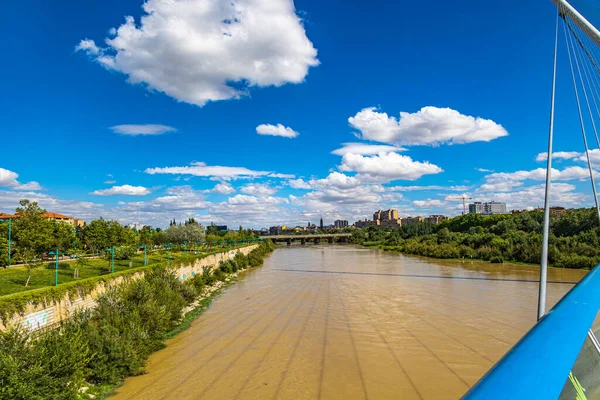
12;200;54;286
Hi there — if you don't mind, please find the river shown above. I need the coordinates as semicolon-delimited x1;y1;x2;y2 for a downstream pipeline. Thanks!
111;245;587;399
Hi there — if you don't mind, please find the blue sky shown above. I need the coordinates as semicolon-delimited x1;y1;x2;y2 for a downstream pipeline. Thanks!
1;0;600;228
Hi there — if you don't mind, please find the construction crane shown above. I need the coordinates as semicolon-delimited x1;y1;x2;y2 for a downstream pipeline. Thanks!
447;196;472;215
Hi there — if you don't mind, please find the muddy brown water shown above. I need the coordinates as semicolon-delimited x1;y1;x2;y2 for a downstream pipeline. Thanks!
111;245;587;400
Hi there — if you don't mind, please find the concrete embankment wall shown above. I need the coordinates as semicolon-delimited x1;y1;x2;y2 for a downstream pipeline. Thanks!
1;245;259;332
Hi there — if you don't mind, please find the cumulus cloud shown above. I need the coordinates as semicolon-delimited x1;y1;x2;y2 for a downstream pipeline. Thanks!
240;183;278;195
13;182;44;191
77;0;319;107
413;199;446;208
0;168;43;191
91;184;151;196
288;179;312;189
348;106;508;146
110;124;176;136
212;182;236;195
479;166;597;192
331;142;405;156
387;185;470;192
145;162;270;180
256;124;299;138
0;168;20;187
338;152;443;182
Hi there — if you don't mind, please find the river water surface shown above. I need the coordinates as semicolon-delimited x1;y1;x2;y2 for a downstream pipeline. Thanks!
111;245;587;400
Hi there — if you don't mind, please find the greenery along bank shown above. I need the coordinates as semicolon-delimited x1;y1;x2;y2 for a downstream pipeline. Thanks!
349;208;600;269
0;239;275;400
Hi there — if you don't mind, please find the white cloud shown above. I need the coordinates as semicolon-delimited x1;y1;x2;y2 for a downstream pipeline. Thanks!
535;151;581;162
387;185;470;192
91;184;151;196
13;182;44;191
476;168;494;173
145;162;270;180
348;106;508;146
0;168;20;187
0;168;43;191
288;179;312;189
104;180;117;184
309;172;361;190
338;152;443;182
110;124;176;136
331;142;405;156
240;183;278;195
256;123;299;138
479;166;596;192
413;199;446;208
77;0;319;107
75;39;100;55
268;173;295;179
212;182;236;195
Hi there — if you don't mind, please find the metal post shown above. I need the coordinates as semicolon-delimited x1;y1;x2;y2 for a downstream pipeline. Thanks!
539;11;560;321
144;245;147;266
111;246;115;274
55;247;59;286
7;219;11;261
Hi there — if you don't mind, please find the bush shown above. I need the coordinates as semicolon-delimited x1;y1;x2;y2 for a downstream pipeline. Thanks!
45;261;71;270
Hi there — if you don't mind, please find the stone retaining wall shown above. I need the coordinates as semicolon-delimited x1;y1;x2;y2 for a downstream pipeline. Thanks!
2;245;259;332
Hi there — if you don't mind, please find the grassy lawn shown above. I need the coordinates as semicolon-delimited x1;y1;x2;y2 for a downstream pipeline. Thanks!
0;246;229;296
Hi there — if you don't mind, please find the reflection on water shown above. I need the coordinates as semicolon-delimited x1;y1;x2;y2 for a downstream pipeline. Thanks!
111;245;586;400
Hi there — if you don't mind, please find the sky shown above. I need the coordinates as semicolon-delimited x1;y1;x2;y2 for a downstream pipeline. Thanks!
1;0;600;229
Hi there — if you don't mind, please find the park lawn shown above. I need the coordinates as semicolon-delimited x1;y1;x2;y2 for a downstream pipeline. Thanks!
0;248;206;296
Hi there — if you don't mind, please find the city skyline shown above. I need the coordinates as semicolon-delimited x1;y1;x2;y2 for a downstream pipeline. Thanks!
2;0;600;229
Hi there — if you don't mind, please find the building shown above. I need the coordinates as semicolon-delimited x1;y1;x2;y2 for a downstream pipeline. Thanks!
425;215;450;225
128;222;146;231
469;201;507;215
269;226;283;235
334;220;349;228
215;225;228;232
0;211;85;228
355;219;377;228
401;216;424;226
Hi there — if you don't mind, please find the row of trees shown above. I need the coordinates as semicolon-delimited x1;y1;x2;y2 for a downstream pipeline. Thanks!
350;208;600;269
0;200;259;269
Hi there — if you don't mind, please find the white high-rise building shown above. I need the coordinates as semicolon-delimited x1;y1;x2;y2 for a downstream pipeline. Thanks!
469;201;507;215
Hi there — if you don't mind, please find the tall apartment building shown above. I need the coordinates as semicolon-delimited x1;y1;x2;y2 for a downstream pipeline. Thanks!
334;220;349;228
468;201;507;215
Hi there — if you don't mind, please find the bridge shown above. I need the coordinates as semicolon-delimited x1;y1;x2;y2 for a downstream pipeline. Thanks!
260;233;351;245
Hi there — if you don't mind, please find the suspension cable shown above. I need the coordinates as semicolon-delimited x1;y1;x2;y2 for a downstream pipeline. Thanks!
564;21;600;222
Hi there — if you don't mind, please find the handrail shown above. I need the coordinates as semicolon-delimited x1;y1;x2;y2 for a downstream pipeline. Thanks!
463;263;600;399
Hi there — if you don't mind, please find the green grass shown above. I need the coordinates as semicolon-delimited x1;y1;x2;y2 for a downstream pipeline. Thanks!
0;247;239;297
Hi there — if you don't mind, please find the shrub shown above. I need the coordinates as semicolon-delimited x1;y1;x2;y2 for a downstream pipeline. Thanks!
45;261;71;270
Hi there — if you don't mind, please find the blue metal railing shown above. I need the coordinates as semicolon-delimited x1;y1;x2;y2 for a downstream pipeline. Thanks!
464;263;600;399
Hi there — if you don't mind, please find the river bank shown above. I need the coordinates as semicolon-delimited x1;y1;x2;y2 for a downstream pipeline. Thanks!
0;241;275;400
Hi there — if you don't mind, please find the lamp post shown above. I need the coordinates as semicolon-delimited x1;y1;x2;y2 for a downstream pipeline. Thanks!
144;244;147;266
55;247;59;286
7;218;11;261
110;246;115;274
